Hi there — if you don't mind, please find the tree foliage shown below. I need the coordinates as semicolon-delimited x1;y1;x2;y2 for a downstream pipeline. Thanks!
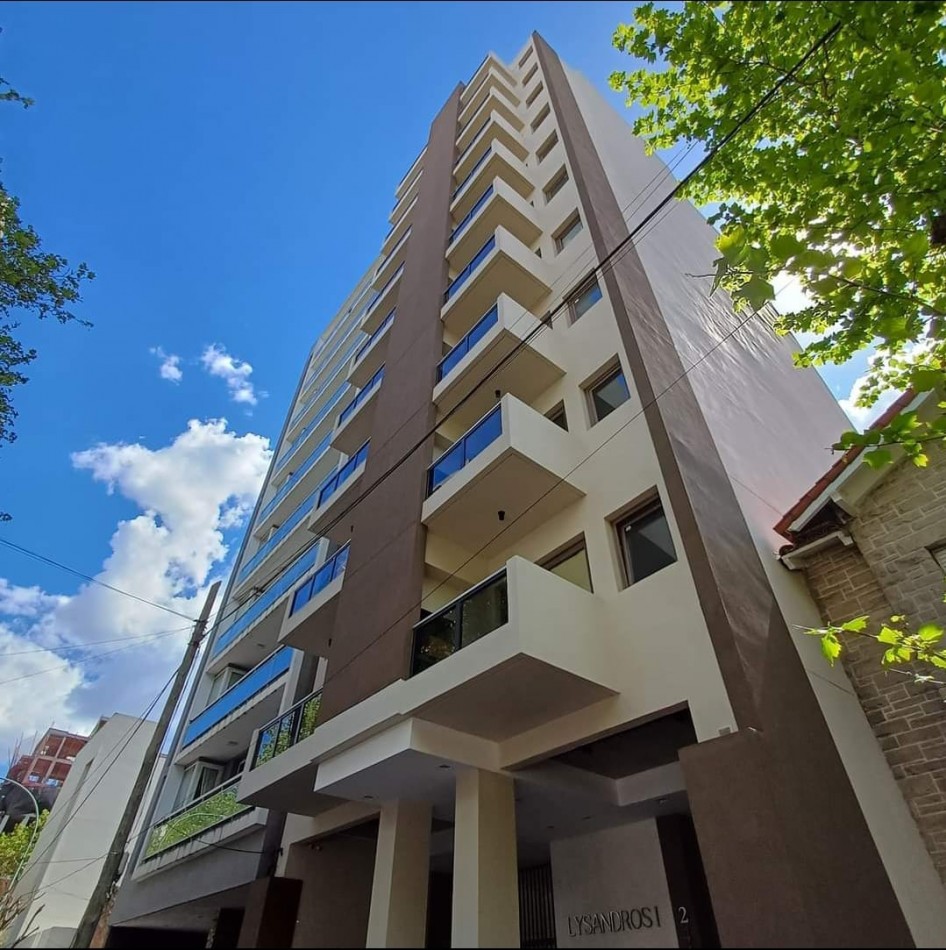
0;76;93;496
0;809;48;883
610;1;946;456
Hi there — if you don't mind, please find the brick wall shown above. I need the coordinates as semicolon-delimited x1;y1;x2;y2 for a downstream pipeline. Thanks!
801;441;946;882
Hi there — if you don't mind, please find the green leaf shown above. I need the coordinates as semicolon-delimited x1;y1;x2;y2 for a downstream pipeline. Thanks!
821;632;842;665
876;625;900;645
863;449;894;469
841;616;869;633
918;624;944;643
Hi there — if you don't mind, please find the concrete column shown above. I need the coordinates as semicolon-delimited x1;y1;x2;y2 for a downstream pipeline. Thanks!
237;876;302;949
366;801;432;948
452;769;520;948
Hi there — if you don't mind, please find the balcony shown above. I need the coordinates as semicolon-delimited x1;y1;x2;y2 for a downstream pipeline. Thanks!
178;646;293;764
451;140;532;220
381;195;417;259
210;546;321;670
289;357;357;440
434;294;562;431
423;395;582;554
462;53;517;109
458;66;520;133
294;326;364;430
255;430;338;539
446;178;540;267
279;544;349;657
389;171;421;230
394;146;425;203
348;308;394;388
140;776;257;867
441;227;552;339
331;365;384;455
362;264;403;336
454;111;528;184
308;441;369;543
273;381;347;481
374;225;411;290
456;89;523;159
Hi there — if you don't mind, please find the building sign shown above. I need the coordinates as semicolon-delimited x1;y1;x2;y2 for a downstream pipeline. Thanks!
551;820;677;948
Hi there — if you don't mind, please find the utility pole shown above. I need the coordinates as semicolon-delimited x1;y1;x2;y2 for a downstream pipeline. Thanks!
71;582;220;949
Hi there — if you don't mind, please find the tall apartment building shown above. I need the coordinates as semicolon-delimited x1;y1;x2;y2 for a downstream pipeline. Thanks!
108;35;946;949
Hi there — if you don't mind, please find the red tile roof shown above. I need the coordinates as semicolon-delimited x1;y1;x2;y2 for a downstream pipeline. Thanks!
774;390;916;540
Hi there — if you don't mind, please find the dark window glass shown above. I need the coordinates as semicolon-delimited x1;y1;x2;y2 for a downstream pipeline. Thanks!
537;131;558;162
544;168;569;203
547;404;568;431
555;215;583;252
571;280;603;321
589;367;630;422
618;503;677;585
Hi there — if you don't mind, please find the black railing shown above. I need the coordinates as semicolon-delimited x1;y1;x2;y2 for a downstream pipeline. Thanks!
411;569;508;676
251;690;322;769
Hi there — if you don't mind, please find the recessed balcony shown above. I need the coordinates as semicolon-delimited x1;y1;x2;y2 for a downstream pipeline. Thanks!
279;543;349;657
389;170;421;230
446;178;540;268
462;53;517;109
423;395;582;555
308;441;369;543
348;308;394;388
451;140;532;219
441;226;552;339
458;66;520;133
434;294;562;431
331;366;383;455
177;646;293;765
373;225;411;291
457;90;523;159
394;146;425;204
380;196;417;260
362;264;403;336
209;546;322;672
454;111;528;184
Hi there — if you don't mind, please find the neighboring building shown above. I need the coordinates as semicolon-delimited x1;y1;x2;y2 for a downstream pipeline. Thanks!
109;35;946;949
4;715;157;949
777;389;946;886
3;728;89;819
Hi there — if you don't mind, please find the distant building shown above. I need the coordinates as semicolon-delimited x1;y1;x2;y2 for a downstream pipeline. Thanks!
3;728;89;820
4;714;158;949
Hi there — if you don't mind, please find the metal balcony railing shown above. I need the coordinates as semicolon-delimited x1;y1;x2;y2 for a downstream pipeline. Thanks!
182;646;293;747
142;776;251;860
411;568;508;675
250;690;322;769
290;544;350;615
444;236;496;303
337;366;384;427
317;441;369;509
427;404;502;495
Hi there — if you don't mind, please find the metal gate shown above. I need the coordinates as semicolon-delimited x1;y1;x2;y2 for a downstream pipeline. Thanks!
518;863;556;949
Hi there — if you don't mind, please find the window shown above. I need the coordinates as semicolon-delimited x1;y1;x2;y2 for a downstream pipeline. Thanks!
530;103;550;133
932;543;946;574
523;63;538;86
537;131;558;163
570;279;603;322
173;761;223;810
519;47;534;68
546;403;568;431
616;500;677;585
543;167;569;204
526;82;544;108
554;214;584;253
207;666;245;704
541;539;593;592
587;365;630;423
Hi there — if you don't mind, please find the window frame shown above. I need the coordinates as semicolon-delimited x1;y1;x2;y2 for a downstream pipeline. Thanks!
543;166;569;204
585;362;630;424
569;278;603;323
526;82;544;108
519;47;534;68
546;402;568;431
523;63;538;87
554;213;584;253
537;131;558;163
615;498;678;588
530;103;551;133
540;537;593;593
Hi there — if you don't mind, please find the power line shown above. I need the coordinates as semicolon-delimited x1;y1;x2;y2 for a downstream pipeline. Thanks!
0;538;198;622
1;625;194;657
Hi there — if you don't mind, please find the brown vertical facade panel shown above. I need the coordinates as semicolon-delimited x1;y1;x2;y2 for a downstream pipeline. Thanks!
237;876;302;949
319;85;463;722
533;32;912;949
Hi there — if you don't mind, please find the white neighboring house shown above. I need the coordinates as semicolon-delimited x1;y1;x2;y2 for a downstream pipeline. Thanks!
4;714;159;949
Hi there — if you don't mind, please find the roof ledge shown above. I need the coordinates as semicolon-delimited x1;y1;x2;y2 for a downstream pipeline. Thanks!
780;529;854;570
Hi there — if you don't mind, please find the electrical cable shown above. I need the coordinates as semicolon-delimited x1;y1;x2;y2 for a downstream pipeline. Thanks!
1;625;194;657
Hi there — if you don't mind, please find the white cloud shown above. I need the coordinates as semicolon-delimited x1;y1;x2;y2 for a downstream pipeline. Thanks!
200;345;265;407
150;347;183;383
838;368;899;431
0;420;271;752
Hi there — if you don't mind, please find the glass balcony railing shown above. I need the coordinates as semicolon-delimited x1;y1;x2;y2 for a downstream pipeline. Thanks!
376;227;411;279
453;146;492;201
317;441;369;508
337;366;384;428
437;304;499;382
297;332;362;416
238;487;320;585
353;309;395;366
290;543;350;615
454;117;490;170
275;384;348;477
142;776;251;860
449;185;493;245
411;568;508;675
182;646;293;747
444;236;496;304
364;264;404;325
213;548;321;657
259;431;334;524
427;404;502;495
251;690;322;770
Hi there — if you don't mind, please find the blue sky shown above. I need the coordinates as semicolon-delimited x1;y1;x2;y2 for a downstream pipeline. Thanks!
0;1;872;749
